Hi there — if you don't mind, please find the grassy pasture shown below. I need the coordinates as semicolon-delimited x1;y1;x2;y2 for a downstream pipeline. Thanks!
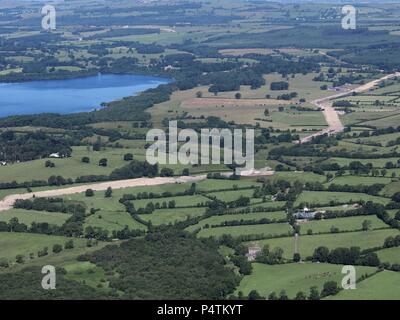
0;209;70;226
381;181;400;197
0;146;134;183
329;141;397;155
295;191;390;206
340;110;400;126
132;194;209;209
64;261;110;290
267;172;327;183
0;232;87;263
195;178;261;191
237;263;377;299
299;216;388;235
139;207;206;226
357;113;400;128
84;210;147;232
207;189;255;202
249;229;400;260
376;246;400;265
328;175;392;187
346;132;400;146
197;222;292;239
327;271;400;300
270;110;327;130
186;210;287;232
323;157;400;168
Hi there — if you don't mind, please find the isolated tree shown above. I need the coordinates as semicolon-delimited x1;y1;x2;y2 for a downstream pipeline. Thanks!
85;189;94;197
392;192;400;202
196;91;203;98
160;167;174;177
248;290;263;300
15;255;25;264
168;200;176;209
124;153;133;161
326;173;333;182
38;247;48;257
99;158;108;167
52;244;63;254
308;286;320;300
321;281;340;297
312;246;329;262
235;92;242;99
293;253;301;262
105;187;113;198
65;239;74;250
294;291;306;300
279;290;289;300
362;220;372;231
0;259;9;268
268;292;278;300
81;157;90;163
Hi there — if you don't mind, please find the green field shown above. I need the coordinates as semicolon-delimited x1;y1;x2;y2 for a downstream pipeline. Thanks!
299;216;388;235
0;209;70;226
63;261;110;291
327;271;400;300
186;210;287;233
196;179;261;191
237;263;377;299
0;232;88;264
139;207;206;226
376;246;400;265
208;189;256;202
198;222;292;239
295;191;390;206
323;157;400;168
0;146;134;183
132;194;209;209
249;229;400;260
328;175;392;187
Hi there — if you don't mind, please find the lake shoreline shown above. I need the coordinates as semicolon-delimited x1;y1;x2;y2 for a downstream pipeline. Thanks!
0;73;171;118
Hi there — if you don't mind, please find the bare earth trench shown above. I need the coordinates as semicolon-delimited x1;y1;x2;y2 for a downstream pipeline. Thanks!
300;72;400;143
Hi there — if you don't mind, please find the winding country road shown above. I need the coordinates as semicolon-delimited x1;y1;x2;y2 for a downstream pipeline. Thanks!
300;72;400;143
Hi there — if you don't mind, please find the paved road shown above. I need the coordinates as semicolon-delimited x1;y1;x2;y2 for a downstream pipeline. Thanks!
300;72;400;144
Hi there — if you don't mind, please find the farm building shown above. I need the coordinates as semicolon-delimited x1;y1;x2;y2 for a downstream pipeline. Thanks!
293;207;317;220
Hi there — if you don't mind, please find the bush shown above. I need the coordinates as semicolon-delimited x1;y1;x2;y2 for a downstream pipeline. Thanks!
65;240;74;250
85;189;94;197
123;153;133;161
105;187;112;198
99;158;108;167
160;168;174;177
52;244;63;254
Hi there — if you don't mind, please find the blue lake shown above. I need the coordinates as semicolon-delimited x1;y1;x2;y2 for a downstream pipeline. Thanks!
0;74;170;117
